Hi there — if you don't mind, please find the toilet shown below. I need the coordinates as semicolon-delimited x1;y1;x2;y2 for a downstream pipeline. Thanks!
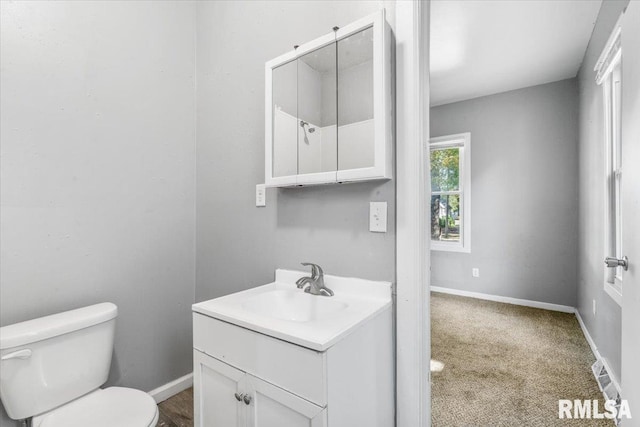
0;303;158;427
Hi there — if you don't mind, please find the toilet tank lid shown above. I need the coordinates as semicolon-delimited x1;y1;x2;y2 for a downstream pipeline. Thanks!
0;303;118;350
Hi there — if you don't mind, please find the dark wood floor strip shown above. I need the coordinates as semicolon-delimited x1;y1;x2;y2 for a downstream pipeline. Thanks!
158;387;194;427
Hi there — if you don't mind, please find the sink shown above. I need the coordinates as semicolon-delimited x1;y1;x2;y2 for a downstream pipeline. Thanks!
192;269;391;351
241;289;348;322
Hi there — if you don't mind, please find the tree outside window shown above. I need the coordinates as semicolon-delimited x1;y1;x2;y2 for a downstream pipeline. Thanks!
429;133;471;252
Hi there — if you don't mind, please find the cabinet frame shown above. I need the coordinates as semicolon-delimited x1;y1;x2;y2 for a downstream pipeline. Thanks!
264;9;392;188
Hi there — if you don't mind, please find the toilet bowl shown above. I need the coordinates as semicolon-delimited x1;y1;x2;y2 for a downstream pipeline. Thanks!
0;303;158;426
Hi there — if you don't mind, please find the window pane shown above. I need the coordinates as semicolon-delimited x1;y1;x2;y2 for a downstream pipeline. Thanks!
430;148;460;192
431;194;461;242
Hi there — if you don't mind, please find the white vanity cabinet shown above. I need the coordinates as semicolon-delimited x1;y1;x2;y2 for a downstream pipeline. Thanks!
192;271;393;427
265;10;393;187
194;351;325;427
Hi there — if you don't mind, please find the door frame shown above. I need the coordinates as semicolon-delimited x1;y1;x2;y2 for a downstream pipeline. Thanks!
395;1;431;426
620;0;640;422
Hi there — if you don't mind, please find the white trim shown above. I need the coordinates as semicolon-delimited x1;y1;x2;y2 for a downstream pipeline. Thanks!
594;12;624;84
575;310;622;395
429;132;471;253
395;1;430;426
429;133;468;146
601;25;624;304
604;281;623;306
147;372;194;404
430;286;575;313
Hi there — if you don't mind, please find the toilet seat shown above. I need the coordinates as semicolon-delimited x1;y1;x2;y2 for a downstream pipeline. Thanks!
32;387;158;427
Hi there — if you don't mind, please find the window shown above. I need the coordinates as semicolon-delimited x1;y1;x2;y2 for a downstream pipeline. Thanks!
429;133;471;253
596;15;623;305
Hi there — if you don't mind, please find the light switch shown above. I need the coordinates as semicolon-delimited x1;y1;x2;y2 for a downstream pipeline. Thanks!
256;184;266;207
369;202;387;232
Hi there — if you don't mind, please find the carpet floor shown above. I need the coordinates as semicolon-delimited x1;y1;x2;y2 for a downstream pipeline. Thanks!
431;292;613;427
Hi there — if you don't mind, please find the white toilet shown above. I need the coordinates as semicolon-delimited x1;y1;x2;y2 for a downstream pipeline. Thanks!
0;303;159;427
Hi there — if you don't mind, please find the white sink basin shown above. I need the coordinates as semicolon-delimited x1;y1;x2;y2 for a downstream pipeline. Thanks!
192;269;391;351
241;290;348;322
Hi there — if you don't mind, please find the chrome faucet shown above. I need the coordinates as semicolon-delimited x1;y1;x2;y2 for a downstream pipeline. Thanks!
295;263;334;297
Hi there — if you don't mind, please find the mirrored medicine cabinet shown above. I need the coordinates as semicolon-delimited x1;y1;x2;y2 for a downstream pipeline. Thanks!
265;10;393;187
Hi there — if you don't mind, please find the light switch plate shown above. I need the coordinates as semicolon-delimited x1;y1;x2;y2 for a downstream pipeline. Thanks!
369;202;387;232
472;268;480;278
256;184;266;207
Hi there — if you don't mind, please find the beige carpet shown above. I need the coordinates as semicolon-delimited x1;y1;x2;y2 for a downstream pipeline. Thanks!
431;292;613;427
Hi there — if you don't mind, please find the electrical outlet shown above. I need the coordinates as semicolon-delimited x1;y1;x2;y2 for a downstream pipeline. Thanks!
369;202;387;232
472;268;480;278
256;184;266;207
593;299;597;316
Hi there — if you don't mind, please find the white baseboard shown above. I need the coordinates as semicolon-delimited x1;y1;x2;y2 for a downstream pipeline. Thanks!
574;310;621;395
148;373;193;404
430;286;575;313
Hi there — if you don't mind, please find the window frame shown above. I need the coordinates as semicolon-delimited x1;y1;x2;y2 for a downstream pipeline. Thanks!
428;132;471;253
596;14;624;306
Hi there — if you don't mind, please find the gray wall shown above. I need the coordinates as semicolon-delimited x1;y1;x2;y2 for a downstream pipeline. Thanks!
195;0;396;304
430;79;579;307
576;0;629;384
0;1;196;424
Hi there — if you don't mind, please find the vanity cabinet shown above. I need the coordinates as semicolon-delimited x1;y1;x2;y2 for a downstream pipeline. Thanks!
194;351;325;427
192;300;393;427
265;10;393;187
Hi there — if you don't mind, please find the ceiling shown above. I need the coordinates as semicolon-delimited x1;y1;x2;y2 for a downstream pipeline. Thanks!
430;0;602;106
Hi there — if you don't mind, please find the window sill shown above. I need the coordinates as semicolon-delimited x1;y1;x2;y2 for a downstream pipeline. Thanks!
430;243;470;253
604;282;622;307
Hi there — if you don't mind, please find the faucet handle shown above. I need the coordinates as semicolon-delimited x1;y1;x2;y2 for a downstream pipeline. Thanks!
301;262;320;278
318;287;333;297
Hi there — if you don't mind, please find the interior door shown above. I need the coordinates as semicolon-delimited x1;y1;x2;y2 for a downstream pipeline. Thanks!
620;1;640;423
245;374;326;427
194;351;245;427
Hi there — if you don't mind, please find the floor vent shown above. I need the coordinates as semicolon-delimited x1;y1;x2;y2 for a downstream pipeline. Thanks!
591;360;622;426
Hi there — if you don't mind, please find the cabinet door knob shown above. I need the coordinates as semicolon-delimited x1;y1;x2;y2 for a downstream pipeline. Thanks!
234;393;243;402
243;395;252;405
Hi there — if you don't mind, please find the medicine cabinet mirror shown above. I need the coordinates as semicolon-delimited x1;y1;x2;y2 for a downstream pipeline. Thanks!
265;10;392;187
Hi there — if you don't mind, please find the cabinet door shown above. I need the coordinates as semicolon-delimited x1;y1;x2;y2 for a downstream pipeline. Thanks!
295;34;338;186
194;350;245;427
245;374;326;427
268;58;299;187
336;10;392;182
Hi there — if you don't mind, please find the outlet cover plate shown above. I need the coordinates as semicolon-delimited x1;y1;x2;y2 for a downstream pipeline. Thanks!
256;184;266;207
369;202;387;232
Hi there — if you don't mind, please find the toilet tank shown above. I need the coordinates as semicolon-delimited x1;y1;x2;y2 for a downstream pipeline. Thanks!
0;303;118;420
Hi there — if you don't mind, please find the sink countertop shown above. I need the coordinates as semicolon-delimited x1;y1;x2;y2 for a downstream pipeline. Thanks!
192;269;392;351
